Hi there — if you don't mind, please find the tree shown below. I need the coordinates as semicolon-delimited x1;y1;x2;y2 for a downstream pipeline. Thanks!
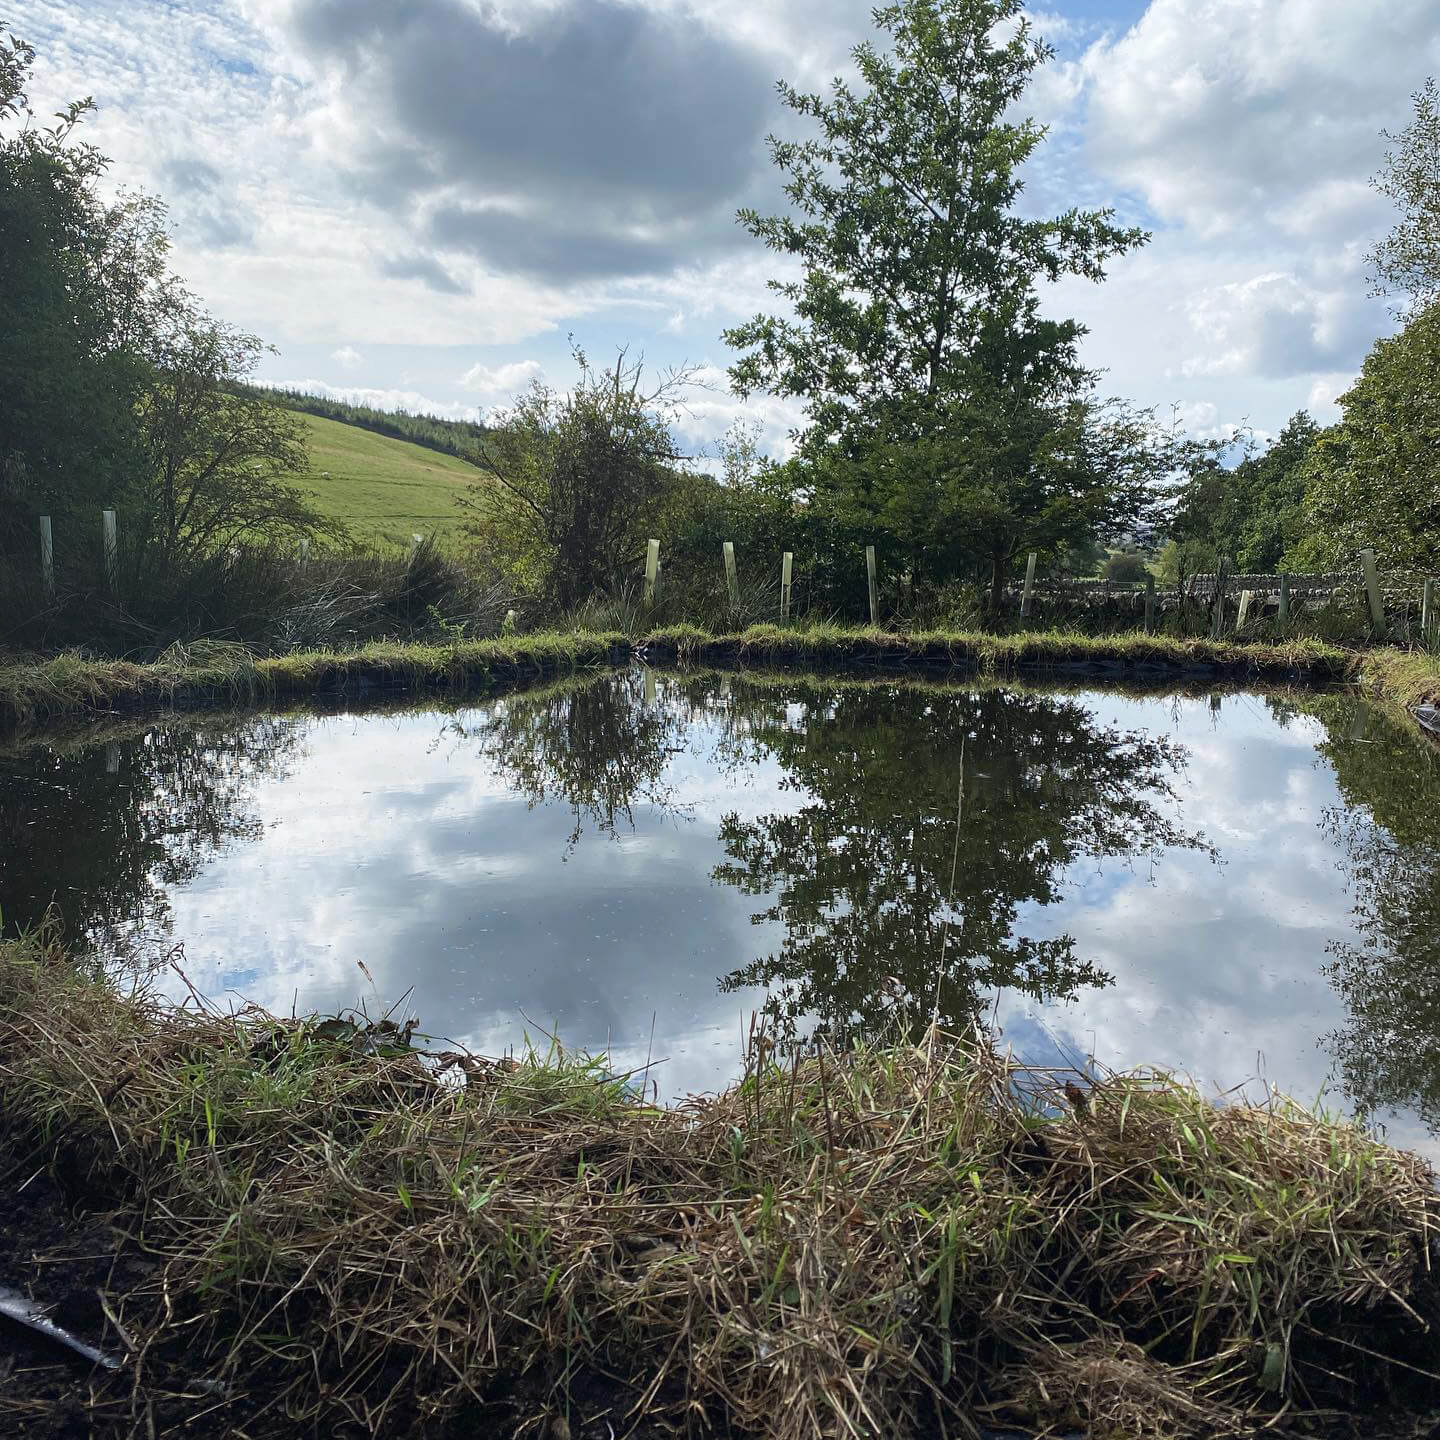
0;27;161;549
132;303;338;561
1227;412;1318;571
2;21;330;574
724;0;1151;606
1368;78;1440;311
1165;414;1317;575
463;348;691;609
1288;305;1440;572
1102;551;1149;583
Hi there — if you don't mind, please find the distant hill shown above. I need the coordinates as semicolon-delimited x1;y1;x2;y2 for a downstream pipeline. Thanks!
251;384;490;464
289;412;481;547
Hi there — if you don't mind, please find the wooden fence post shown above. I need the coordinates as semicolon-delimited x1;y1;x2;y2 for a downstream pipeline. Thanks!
644;538;660;606
1278;573;1290;629
1359;548;1385;635
1236;589;1254;630
105;742;120;775
723;541;739;614
1143;573;1155;633
102;509;118;592
654;561;662;604
39;515;54;596
780;551;793;622
1423;577;1435;644
1020;552;1037;619
865;545;879;627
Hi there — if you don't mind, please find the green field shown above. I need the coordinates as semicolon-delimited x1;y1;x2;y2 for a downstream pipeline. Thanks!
290;412;482;547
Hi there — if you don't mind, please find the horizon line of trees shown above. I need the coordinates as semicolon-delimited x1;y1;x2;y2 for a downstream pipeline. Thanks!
239;384;492;465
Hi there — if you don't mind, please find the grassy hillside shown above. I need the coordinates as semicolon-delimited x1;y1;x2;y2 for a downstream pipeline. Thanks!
291;412;481;547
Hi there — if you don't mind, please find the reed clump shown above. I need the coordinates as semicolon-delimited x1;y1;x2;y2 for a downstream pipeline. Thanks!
0;935;1437;1439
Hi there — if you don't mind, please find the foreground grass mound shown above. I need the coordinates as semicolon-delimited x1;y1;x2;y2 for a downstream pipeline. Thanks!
0;938;1437;1439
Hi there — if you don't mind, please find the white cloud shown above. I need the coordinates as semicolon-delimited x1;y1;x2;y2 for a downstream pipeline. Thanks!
671;365;805;467
330;344;363;370
1178;271;1367;380
1079;0;1440;240
458;359;545;402
1033;0;1434;436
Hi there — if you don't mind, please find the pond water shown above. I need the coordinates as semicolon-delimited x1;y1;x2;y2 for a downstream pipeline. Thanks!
3;668;1439;1157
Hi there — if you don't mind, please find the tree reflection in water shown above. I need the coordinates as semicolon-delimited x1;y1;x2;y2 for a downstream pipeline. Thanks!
437;672;702;850
465;670;1209;1043
700;676;1209;1041
0;716;305;965
10;675;1439;1136
1305;698;1440;1132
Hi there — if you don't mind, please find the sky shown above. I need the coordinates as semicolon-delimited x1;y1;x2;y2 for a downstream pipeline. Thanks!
14;0;1440;461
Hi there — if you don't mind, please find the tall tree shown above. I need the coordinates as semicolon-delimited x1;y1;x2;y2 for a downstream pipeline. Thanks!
1165;413;1318;575
1368;78;1440;311
724;0;1151;605
1;21;330;576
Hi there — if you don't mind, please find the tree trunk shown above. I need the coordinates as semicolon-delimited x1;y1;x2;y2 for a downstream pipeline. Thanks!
990;552;1007;616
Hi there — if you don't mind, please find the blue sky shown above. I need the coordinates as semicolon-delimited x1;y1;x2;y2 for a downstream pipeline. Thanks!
15;0;1440;460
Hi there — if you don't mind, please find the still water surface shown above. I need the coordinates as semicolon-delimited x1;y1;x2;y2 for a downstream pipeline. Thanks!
3;669;1438;1156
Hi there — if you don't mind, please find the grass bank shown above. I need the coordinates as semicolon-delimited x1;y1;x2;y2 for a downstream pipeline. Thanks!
642;622;1361;682
1355;645;1440;710
0;632;626;730
4;624;1437;736
0;935;1436;1439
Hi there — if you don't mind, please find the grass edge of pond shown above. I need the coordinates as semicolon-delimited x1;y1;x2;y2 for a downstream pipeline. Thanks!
7;625;1435;734
1;932;1438;1439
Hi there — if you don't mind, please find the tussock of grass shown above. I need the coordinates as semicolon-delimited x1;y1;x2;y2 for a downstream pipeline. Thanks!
1;935;1436;1438
1357;645;1440;710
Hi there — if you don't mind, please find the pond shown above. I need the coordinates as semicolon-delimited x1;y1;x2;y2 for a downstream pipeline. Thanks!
3;667;1439;1158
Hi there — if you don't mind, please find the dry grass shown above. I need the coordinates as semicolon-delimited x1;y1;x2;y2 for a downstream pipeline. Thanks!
1;934;1437;1439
